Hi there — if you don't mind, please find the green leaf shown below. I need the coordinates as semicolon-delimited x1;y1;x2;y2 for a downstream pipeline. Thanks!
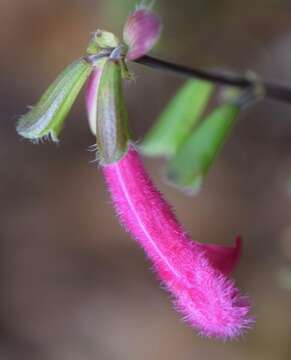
167;103;240;193
141;79;214;157
17;58;92;142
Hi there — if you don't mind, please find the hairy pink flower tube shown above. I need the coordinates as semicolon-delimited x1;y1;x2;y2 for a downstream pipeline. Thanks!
102;145;252;339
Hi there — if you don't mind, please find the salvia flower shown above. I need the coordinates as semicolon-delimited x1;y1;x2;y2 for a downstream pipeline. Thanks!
85;33;253;339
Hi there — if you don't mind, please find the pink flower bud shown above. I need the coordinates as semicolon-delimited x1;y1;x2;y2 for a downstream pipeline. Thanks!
85;68;102;135
123;8;162;61
102;145;253;339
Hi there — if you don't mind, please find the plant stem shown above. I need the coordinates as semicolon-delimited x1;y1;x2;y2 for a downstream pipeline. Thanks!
135;55;291;104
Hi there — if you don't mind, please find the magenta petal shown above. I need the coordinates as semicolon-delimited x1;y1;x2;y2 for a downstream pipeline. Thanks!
85;68;102;135
199;236;242;275
123;9;162;61
102;145;253;339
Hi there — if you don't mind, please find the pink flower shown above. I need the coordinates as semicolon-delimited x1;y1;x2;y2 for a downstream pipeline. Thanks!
102;145;252;339
123;7;162;61
84;11;252;338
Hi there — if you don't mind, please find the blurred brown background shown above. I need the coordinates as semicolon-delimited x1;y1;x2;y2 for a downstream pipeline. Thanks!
1;0;291;359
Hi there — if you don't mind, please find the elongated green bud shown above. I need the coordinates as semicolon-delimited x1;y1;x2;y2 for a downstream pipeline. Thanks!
96;56;129;164
167;102;240;194
142;80;214;157
17;58;92;142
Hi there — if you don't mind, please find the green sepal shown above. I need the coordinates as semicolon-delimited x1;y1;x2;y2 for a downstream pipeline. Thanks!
17;58;93;142
141;79;214;157
167;103;240;193
96;58;129;164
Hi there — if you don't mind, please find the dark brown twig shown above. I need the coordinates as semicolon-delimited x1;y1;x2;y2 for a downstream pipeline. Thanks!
135;55;291;104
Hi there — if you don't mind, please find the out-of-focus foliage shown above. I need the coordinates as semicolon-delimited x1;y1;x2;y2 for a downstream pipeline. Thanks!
167;102;240;193
141;77;243;193
142;80;214;157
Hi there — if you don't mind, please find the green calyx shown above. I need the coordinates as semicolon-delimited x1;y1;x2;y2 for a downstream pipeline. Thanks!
86;33;132;163
17;26;132;145
17;58;93;143
96;57;130;164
